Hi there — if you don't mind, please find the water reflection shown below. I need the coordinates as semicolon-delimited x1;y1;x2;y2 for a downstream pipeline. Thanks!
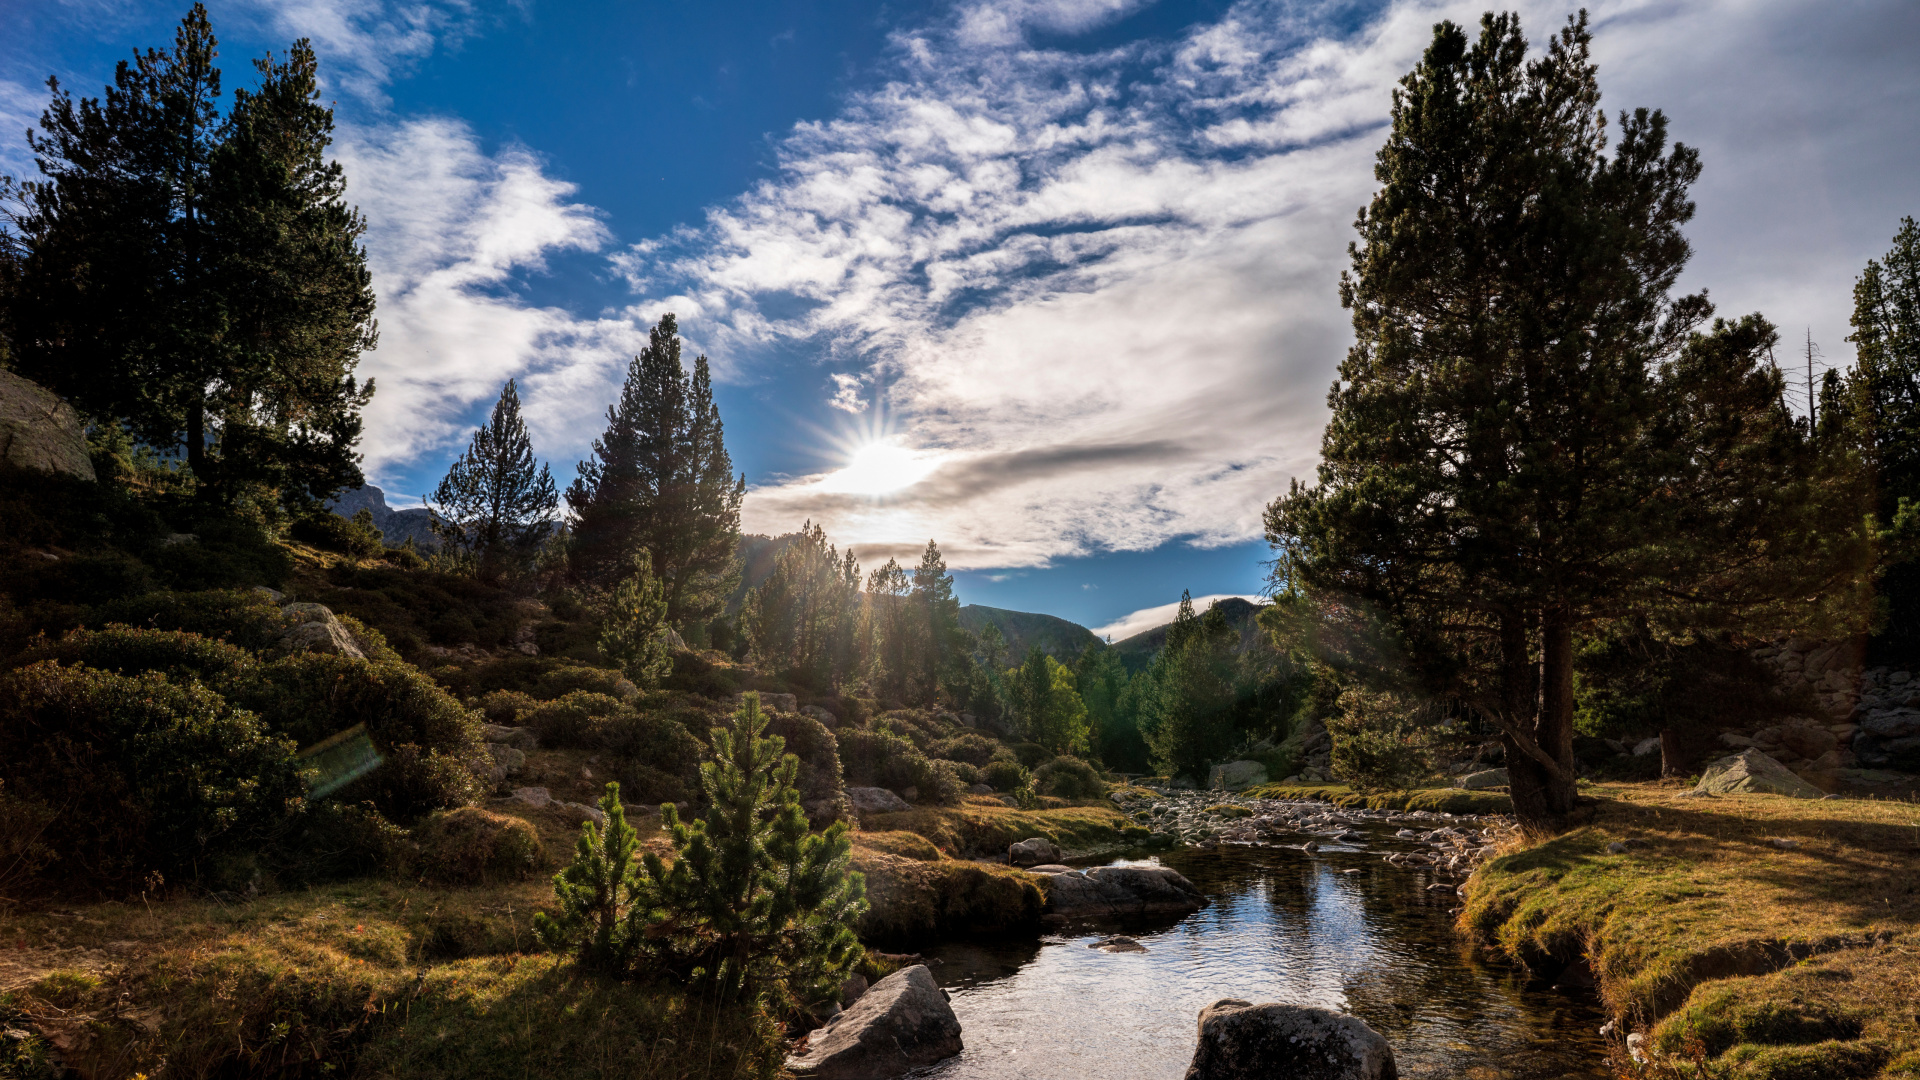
917;839;1608;1080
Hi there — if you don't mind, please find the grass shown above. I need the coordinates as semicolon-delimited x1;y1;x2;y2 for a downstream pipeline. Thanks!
1461;784;1920;1078
858;794;1133;858
1242;781;1515;814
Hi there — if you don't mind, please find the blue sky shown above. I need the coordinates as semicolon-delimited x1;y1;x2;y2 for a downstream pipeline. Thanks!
6;0;1918;635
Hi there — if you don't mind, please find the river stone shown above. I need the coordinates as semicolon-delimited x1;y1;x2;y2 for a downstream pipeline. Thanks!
787;965;961;1079
1008;837;1063;866
1185;999;1396;1080
1208;760;1269;791
0;369;96;480
1042;865;1205;919
1692;749;1824;799
1456;768;1508;790
846;787;912;814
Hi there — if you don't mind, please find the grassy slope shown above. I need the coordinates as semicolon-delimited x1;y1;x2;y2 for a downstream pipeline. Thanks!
1463;784;1920;1078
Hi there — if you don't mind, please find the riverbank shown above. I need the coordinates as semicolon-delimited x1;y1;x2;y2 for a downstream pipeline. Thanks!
1242;780;1513;815
1463;782;1920;1077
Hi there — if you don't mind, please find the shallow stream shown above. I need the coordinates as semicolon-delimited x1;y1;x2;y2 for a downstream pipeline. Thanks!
915;828;1610;1079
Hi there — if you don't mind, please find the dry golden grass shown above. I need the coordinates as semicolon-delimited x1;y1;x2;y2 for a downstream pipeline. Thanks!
858;793;1133;858
1463;784;1920;1078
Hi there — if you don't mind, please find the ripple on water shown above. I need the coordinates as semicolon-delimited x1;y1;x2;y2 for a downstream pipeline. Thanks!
913;840;1609;1080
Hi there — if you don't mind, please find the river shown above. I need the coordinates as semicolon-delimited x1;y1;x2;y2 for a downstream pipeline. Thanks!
913;831;1610;1079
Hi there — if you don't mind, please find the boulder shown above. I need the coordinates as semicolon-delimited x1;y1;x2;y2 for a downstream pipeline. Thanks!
846;786;912;814
511;786;552;808
271;603;366;659
1185;999;1396;1080
0;369;95;480
968;783;994;795
1631;737;1661;757
481;724;539;751
1692;749;1825;799
485;743;526;776
1208;760;1270;791
801;704;840;728
1779;721;1838;760
1008;837;1062;867
1089;934;1148;953
1456;768;1508;790
786;965;962;1080
1040;865;1206;920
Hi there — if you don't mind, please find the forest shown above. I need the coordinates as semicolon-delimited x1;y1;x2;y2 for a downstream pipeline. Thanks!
1;6;1917;1080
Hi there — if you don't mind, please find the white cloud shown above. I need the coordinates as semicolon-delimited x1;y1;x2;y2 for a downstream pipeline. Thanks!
617;0;1920;571
1093;593;1263;642
336;118;641;491
236;0;482;105
0;78;40;182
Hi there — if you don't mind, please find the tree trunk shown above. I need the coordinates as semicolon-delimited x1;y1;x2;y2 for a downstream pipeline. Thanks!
1536;614;1581;822
1659;727;1688;778
1506;612;1580;832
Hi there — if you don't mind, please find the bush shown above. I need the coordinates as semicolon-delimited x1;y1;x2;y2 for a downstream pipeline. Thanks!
875;716;931;750
290;510;384;559
940;759;982;785
524;691;625;748
835;728;939;800
381;544;427;570
413;807;545;885
599;709;705;803
229;653;484;821
930;732;999;767
9;550;155;607
927;760;970;804
981;759;1029;792
94;588;280;650
149;519;292;590
1032;755;1106;799
762;712;846;813
1008;741;1051;768
281;801;409;883
0;662;302;891
477;689;538;724
10;626;252;684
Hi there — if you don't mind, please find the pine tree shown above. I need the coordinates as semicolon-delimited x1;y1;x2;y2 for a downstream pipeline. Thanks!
865;558;913;702
429;380;557;580
910;540;964;705
598;552;672;688
9;9;376;511
1267;14;1871;830
1846;218;1920;653
1142;595;1238;781
567;315;745;625
532;782;646;974
631;693;866;1004
1013;648;1090;755
739;522;861;688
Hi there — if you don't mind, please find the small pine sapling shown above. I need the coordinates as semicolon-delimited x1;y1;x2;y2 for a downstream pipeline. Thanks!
597;552;672;687
532;782;644;974
632;692;866;1005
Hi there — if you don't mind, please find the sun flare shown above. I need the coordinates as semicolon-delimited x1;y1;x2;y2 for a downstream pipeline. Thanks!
818;439;940;496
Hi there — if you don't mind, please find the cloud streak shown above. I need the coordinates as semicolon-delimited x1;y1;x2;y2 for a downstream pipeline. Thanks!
1092;593;1264;642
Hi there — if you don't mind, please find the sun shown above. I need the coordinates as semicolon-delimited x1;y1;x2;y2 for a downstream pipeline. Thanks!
818;438;940;496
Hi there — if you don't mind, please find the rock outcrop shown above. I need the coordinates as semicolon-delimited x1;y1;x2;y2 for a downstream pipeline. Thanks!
1692;749;1825;799
0;370;95;480
1185;999;1396;1080
1037;864;1205;920
271;603;366;659
1007;837;1062;867
1208;760;1269;791
1456;768;1508;790
846;787;913;814
786;965;962;1079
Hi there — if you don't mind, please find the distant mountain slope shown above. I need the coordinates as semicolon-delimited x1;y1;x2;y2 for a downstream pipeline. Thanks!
958;604;1099;663
327;484;437;549
1110;596;1268;664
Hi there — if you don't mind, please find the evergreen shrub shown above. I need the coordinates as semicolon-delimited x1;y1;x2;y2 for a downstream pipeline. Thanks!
95;588;280;649
1008;741;1051;768
981;759;1029;792
0;662;303;890
761;712;845;811
477;689;537;724
1032;755;1106;799
11;626;252;683
930;731;998;766
290;510;384;559
835;728;939;799
286;800;409;882
524;690;624;748
412;807;544;885
149;519;291;590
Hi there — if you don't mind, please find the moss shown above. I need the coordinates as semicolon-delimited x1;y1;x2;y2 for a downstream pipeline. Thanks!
859;798;1130;858
852;849;1045;942
853;831;943;861
1242;782;1513;814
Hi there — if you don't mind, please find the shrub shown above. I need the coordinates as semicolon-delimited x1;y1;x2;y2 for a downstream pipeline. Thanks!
598;709;706;803
150;519;292;589
335;613;404;663
477;689;538;724
875;716;930;750
1008;741;1051;768
981;759;1029;792
930;732;999;766
381;544;427;570
290;510;384;559
94;588;280;650
927;760;970;804
413;807;544;885
941;759;982;785
0;662;303;891
760;712;845;812
1032;755;1106;799
534;665;635;702
11;550;155;606
524;691;626;748
279;801;410;882
835;728;938;799
229;653;483;821
616;763;694;806
10;626;252;684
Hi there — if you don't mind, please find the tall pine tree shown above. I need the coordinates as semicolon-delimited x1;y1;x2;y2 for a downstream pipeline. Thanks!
429;379;557;580
567;314;745;626
9;8;375;510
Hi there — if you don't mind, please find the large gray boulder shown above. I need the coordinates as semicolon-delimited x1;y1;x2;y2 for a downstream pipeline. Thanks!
0;369;95;480
1039;864;1205;919
1008;837;1062;866
846;786;912;814
1693;749;1824;798
1208;760;1269;791
1186;1000;1396;1080
272;603;366;659
787;965;962;1079
1457;768;1509;790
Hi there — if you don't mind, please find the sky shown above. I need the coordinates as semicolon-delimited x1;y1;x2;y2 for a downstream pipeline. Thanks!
5;0;1918;637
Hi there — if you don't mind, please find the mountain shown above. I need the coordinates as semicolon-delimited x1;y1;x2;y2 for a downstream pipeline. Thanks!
327;484;438;550
1110;596;1268;666
957;604;1100;664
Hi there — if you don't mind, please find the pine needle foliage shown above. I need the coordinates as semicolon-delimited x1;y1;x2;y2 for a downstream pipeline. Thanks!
632;692;866;1005
532;783;646;974
597;552;672;688
429;380;557;581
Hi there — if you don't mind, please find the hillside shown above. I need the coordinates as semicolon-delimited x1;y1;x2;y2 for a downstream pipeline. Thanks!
328;483;438;550
1110;596;1267;664
957;604;1100;662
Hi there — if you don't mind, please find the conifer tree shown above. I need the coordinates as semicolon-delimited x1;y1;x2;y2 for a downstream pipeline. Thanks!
1845;217;1920;652
865;557;913;702
567;315;745;626
631;693;866;1003
429;380;557;580
1012;648;1091;755
739;522;861;688
1142;595;1238;781
598;552;672;688
1267;13;1871;829
9;9;376;510
532;782;646;974
910;540;965;705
